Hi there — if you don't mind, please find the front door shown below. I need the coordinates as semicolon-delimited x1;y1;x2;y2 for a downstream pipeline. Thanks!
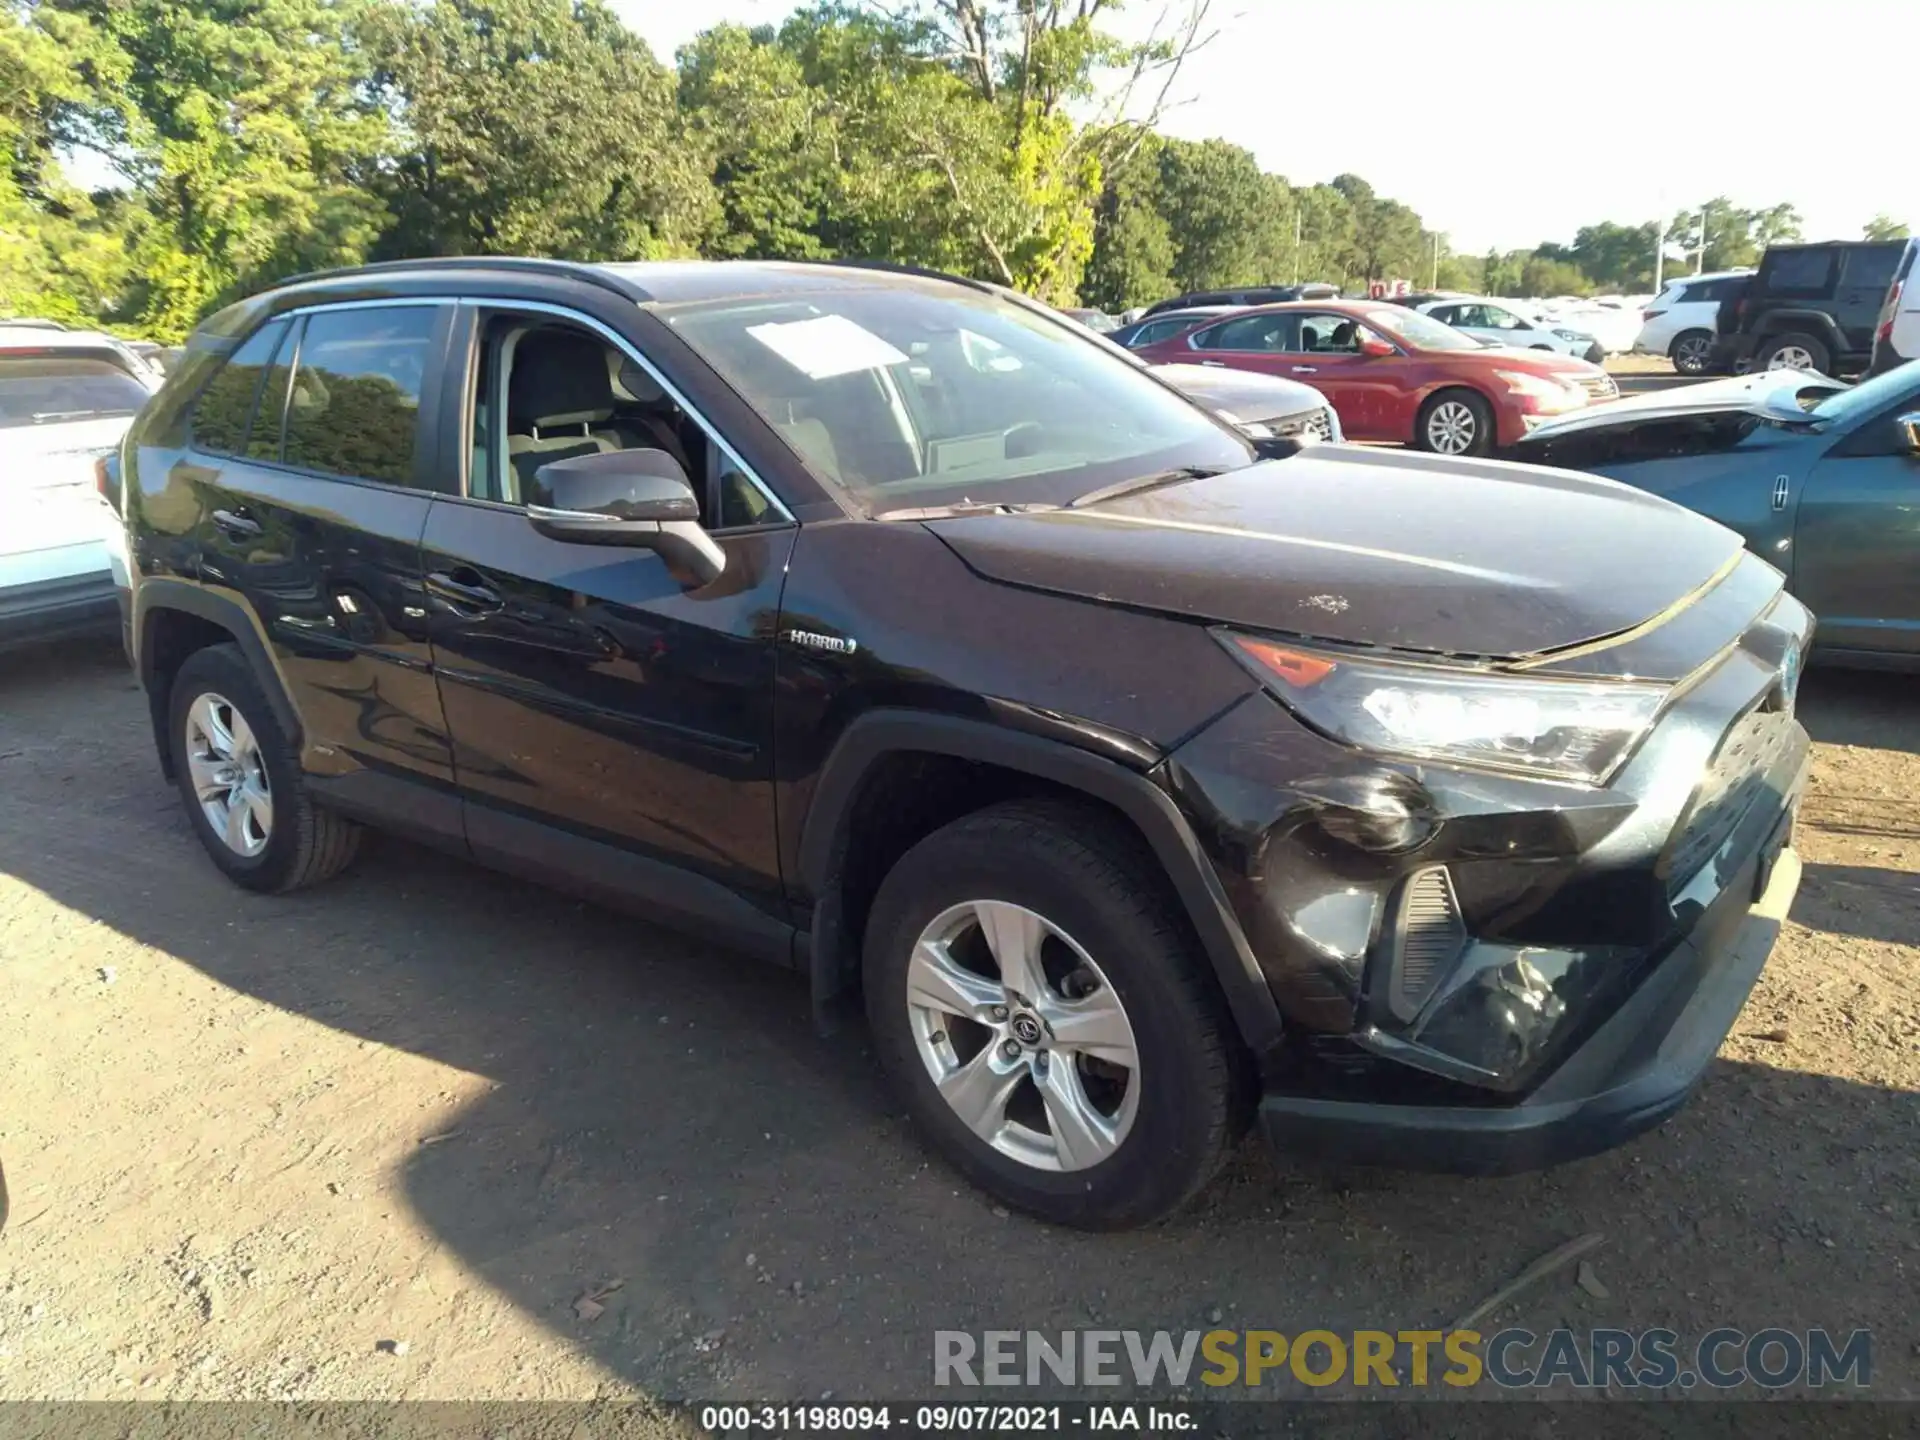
181;302;457;814
419;304;796;952
1793;389;1920;658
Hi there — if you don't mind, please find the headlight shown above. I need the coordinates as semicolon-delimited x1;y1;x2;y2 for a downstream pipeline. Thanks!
1222;634;1667;784
1494;368;1584;411
1553;328;1590;342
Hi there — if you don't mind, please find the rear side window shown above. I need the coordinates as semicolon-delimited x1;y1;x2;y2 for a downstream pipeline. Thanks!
0;356;151;430
281;306;437;486
190;320;288;455
1759;249;1835;295
1840;246;1903;293
1192;314;1292;351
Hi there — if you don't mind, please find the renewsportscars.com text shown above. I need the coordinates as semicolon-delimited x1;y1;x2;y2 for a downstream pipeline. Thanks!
933;1327;1872;1391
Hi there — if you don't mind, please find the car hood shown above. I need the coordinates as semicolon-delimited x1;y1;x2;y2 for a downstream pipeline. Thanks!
926;445;1743;660
1149;363;1326;420
1514;369;1847;444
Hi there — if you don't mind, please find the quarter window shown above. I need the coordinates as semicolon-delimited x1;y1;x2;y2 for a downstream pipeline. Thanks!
191;319;289;456
281;306;437;486
1760;250;1834;294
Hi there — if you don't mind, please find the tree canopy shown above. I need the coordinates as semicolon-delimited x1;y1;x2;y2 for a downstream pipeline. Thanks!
1;0;1896;339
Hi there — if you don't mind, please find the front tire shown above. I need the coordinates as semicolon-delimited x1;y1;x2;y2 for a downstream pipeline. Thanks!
863;800;1247;1229
1757;331;1830;374
1669;329;1715;376
168;643;360;893
1416;388;1495;456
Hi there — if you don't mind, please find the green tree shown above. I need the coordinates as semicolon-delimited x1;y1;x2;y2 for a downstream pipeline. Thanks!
1518;255;1590;297
1864;213;1911;241
1564;220;1659;291
1152;137;1285;292
1080;135;1173;310
364;0;717;263
47;0;396;338
1330;173;1421;284
677;23;835;260
1667;197;1802;273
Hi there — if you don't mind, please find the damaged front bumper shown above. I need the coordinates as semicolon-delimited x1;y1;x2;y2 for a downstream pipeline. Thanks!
1164;578;1812;1173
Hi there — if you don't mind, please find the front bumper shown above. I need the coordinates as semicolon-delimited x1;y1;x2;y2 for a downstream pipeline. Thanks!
1163;572;1813;1170
1257;827;1800;1174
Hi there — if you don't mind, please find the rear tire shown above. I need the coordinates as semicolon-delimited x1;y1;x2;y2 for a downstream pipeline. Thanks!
1756;331;1830;374
1669;329;1715;376
1415;388;1495;456
168;643;360;893
863;800;1248;1229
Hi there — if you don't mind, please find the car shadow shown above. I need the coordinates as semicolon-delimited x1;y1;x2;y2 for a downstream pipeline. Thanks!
2;643;1916;1402
1797;667;1918;755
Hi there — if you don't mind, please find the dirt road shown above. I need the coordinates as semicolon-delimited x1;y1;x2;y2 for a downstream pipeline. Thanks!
2;640;1915;1403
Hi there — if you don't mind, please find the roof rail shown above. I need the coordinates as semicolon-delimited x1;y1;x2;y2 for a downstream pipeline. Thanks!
261;255;652;302
822;258;1000;296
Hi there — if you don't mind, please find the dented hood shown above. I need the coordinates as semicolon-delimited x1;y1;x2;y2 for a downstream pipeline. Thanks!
926;445;1744;660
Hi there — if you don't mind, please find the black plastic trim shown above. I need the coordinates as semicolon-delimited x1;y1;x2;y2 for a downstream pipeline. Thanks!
798;709;1285;1053
133;577;303;762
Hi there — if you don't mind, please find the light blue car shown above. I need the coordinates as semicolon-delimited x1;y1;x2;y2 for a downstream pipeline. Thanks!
1514;362;1920;670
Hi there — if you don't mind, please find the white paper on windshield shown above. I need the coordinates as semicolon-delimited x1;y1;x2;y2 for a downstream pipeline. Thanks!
745;314;909;381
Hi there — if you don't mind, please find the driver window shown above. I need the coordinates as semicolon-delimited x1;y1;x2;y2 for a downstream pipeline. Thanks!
465;314;776;530
1297;313;1363;354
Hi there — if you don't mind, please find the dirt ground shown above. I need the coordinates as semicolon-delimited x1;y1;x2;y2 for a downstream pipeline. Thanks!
1;639;1915;1407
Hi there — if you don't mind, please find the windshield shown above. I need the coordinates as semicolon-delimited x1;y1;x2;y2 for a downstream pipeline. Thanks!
661;284;1252;512
1366;308;1484;352
1811;360;1920;425
0;356;151;429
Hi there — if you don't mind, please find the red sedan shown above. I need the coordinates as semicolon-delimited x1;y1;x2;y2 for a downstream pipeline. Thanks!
1131;300;1619;455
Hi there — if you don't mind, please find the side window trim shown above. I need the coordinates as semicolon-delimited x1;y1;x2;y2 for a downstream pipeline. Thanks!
450;298;794;528
187;315;289;459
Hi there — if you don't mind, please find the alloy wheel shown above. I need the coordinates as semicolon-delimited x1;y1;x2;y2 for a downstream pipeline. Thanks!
184;692;273;857
1768;344;1816;371
906;900;1140;1172
1426;401;1478;454
1674;335;1712;374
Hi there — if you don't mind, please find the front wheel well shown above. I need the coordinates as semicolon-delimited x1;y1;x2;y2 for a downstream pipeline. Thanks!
818;751;1171;1002
140;607;238;778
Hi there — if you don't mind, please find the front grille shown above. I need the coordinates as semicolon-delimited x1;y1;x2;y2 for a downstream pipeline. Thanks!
1667;707;1797;890
1270;407;1336;442
1576;373;1620;402
1388;867;1466;1021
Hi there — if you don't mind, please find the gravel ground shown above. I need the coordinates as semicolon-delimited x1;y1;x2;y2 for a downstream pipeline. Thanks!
1;639;1915;1407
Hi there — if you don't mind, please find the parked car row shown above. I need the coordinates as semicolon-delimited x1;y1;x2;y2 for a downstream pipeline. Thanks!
1127;299;1617;454
1631;238;1919;379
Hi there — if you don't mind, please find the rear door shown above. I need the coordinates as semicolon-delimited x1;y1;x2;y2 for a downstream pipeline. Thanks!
182;301;457;821
1793;380;1920;659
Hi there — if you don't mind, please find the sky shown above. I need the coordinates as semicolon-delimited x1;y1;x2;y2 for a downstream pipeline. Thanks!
618;0;1912;254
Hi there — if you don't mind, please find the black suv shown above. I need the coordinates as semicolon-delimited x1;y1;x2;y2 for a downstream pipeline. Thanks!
114;258;1810;1229
1715;239;1917;376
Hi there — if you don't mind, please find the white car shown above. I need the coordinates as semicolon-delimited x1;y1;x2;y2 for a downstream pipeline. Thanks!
1632;271;1752;376
1;325;159;650
1414;296;1606;363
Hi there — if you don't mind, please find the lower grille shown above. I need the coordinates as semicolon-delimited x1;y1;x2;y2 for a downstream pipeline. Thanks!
1388;867;1466;1022
1667;707;1796;890
1271;407;1336;441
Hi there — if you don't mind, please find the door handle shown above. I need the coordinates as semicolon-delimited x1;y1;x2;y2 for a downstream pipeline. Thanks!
1199;360;1226;367
211;507;261;539
427;569;503;613
1291;366;1318;374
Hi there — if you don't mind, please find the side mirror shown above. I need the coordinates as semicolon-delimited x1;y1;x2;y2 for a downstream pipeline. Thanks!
1359;335;1395;358
528;448;726;586
1898;412;1920;454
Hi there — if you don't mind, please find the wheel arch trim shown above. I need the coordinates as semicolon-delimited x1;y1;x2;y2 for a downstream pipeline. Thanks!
798;708;1284;1053
134;579;303;776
